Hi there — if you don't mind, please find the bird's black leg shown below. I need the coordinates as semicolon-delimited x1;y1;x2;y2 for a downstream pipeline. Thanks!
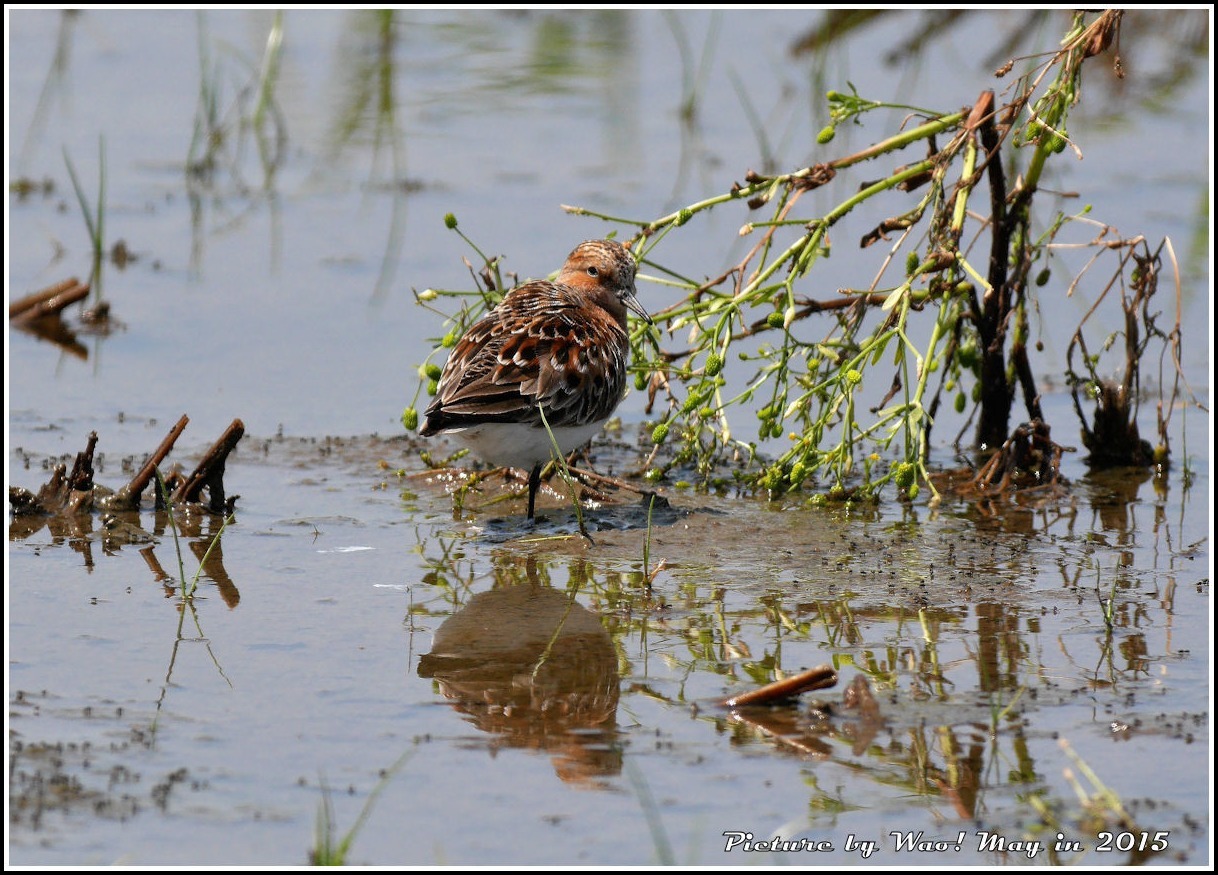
526;462;542;520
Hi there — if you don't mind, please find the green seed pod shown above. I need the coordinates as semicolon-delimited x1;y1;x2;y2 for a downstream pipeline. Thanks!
954;392;967;414
905;250;920;276
441;330;458;348
767;311;785;329
816;125;836;144
652;422;670;444
444;213;458;229
401;407;419;431
634;372;647;391
676;208;694;227
427;379;439;396
705;353;723;377
958;339;978;369
424;363;443;380
1035;267;1051;287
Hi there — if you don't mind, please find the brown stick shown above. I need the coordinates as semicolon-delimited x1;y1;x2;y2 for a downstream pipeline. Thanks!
103;415;191;511
172;419;245;512
9;278;90;323
565;463;654;497
720;665;838;708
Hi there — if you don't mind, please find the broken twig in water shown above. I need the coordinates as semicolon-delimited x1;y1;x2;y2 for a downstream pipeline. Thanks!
9;418;244;519
8;278;90;324
102;415;190;511
171;418;245;513
720;664;838;708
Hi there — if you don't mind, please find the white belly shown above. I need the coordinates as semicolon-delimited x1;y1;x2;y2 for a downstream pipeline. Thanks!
439;419;606;470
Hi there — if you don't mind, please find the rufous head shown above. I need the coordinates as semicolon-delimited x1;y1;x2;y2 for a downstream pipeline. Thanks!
556;239;651;326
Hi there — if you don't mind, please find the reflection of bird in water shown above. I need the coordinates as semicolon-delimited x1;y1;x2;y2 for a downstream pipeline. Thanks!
418;559;621;786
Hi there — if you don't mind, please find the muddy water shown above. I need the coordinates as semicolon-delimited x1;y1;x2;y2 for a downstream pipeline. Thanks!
8;423;1211;865
7;8;1212;868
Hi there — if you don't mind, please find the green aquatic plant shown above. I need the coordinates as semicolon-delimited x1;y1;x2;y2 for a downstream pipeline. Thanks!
538;406;592;541
408;11;1194;504
62;136;105;302
310;752;413;866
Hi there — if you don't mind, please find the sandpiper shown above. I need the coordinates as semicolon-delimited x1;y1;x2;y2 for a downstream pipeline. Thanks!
421;239;651;518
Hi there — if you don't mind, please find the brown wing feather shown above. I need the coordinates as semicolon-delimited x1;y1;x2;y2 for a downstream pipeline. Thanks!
421;281;629;434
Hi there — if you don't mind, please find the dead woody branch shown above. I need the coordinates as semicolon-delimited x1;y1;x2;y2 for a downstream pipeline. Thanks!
9;417;244;519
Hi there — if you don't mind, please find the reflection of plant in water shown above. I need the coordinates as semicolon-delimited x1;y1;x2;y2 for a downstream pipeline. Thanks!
640;493;668;586
1023;739;1159;865
154;469;235;602
405;478;1195;860
187;11;285;186
148;469;235;738
325;9;409;300
623;758;675;866
413;533;482;611
186;11;286;272
802;773;860;819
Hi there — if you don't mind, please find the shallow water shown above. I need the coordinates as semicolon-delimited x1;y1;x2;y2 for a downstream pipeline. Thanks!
6;8;1213;867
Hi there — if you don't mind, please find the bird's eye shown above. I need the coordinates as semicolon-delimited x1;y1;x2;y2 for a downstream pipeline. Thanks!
587;266;599;277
